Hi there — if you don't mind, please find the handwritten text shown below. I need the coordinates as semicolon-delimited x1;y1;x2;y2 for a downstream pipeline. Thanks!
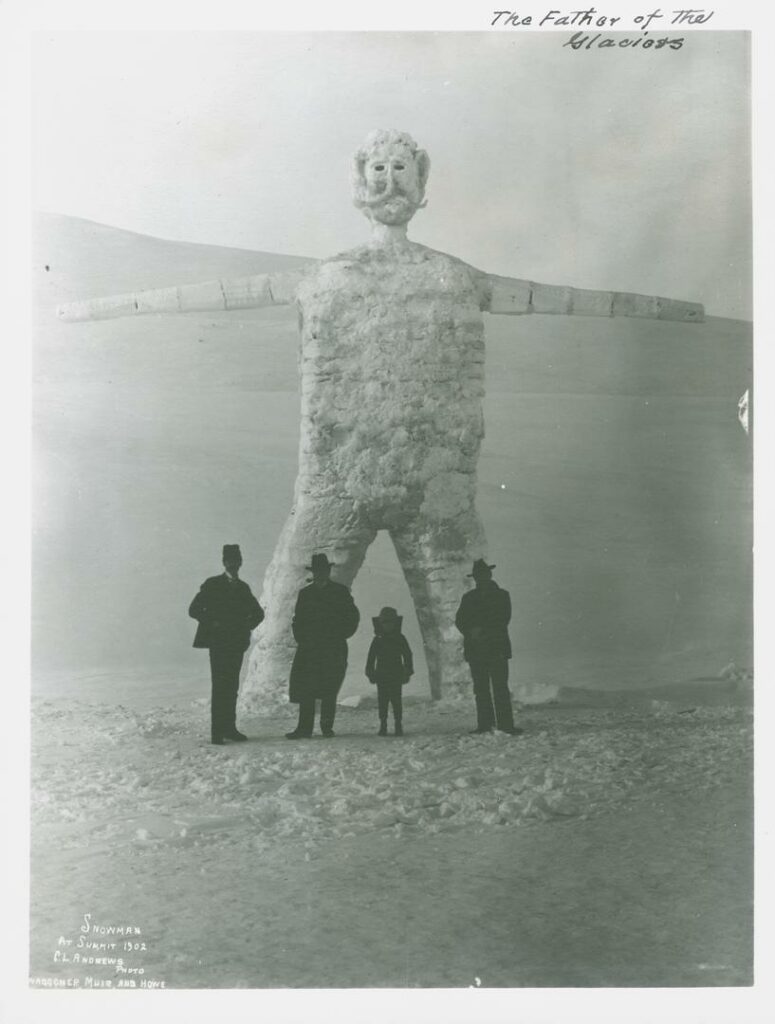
490;8;715;30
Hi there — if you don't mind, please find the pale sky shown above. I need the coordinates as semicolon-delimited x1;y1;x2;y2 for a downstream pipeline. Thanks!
32;31;751;318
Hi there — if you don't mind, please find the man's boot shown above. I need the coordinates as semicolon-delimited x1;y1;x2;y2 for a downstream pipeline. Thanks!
471;685;495;734
286;700;314;738
320;695;336;737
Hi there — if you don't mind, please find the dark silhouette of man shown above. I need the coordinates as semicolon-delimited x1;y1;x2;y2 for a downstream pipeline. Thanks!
286;553;360;739
189;544;264;744
455;559;522;735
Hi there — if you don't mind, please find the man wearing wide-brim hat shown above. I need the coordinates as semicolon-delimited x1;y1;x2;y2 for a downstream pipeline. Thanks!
286;553;360;738
454;559;522;735
189;544;265;744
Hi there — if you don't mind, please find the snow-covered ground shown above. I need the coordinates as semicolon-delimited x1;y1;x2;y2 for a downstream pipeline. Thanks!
30;684;753;988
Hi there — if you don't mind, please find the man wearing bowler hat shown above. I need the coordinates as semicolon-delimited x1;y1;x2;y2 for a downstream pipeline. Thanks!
286;553;360;738
189;544;264;744
455;559;522;735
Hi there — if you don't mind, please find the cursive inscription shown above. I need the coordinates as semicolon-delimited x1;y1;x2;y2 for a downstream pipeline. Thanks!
490;7;714;49
564;32;685;49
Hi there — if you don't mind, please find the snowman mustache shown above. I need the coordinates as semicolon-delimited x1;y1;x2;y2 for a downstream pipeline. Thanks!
360;186;427;210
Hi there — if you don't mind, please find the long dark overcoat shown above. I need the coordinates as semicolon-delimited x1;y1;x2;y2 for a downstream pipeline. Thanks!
289;581;360;703
454;580;512;663
189;574;264;651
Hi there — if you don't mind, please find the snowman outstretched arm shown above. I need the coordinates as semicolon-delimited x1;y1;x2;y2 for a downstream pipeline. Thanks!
477;270;704;323
56;266;317;323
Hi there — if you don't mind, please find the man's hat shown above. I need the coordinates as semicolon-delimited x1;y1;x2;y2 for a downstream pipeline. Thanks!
468;558;495;577
222;544;242;560
305;552;335;572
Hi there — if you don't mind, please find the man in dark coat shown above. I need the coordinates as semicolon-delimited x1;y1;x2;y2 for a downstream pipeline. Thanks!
455;559;522;735
286;553;360;739
189;544;264;744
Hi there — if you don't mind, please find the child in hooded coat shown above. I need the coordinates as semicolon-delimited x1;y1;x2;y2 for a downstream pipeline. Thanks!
365;607;414;736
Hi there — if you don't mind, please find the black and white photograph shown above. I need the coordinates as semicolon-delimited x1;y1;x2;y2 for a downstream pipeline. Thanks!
2;0;770;1019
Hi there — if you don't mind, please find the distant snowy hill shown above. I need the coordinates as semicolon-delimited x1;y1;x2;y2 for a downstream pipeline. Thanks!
34;211;313;300
32;212;753;704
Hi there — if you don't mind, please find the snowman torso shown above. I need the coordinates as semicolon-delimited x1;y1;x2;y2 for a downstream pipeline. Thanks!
295;243;487;526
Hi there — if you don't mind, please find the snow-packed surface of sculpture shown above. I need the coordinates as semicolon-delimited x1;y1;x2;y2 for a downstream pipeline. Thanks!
58;130;704;700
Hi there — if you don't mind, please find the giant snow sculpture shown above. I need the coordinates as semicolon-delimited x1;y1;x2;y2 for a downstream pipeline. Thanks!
58;130;704;700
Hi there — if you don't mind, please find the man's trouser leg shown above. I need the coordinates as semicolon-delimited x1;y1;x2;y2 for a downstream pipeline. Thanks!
320;693;337;734
209;647;242;739
295;699;315;736
319;662;345;734
469;656;495;731
490;658;515;732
